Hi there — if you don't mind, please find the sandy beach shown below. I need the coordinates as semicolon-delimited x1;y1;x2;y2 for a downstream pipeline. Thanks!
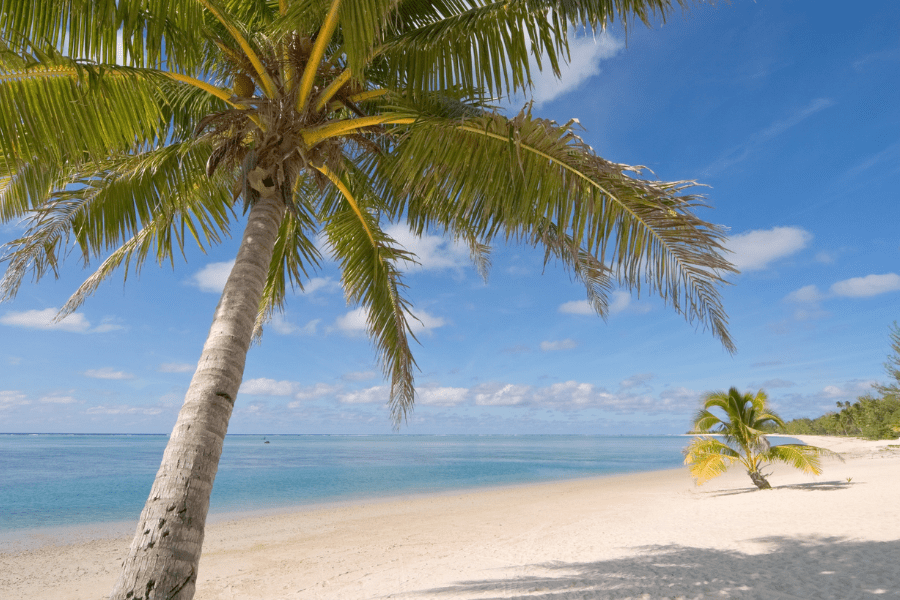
2;435;898;599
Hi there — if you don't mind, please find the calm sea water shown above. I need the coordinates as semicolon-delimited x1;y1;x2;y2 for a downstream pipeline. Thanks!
0;434;795;533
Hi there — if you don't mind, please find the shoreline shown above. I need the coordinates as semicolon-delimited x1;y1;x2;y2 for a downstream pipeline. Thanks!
3;436;898;599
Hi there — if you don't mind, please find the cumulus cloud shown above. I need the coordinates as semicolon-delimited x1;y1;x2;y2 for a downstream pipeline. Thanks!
301;277;340;295
293;383;342;401
336;307;446;336
335;307;368;335
190;261;234;293
821;380;878;400
516;31;624;107
240;378;297;396
84;367;134;380
785;285;824;303
338;386;389;404
540;338;578;352
270;314;320;336
474;383;532;406
726;226;812;272
418;386;469;406
830;273;900;298
158;362;194;373
1;308;92;332
559;300;593;315
384;224;471;272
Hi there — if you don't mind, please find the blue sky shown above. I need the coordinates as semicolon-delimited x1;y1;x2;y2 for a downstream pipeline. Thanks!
1;0;898;434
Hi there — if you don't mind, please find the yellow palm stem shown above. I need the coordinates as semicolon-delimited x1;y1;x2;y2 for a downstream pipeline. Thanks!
302;115;414;146
313;164;376;246
198;0;277;98
347;89;388;103
313;69;352;112
165;73;265;130
296;0;342;114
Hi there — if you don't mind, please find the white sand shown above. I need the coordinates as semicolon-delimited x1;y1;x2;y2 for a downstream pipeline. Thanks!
2;435;899;599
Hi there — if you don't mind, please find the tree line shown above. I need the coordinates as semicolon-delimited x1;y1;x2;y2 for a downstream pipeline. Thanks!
782;322;900;440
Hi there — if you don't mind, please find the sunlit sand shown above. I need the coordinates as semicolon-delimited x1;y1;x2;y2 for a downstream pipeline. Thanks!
2;436;898;599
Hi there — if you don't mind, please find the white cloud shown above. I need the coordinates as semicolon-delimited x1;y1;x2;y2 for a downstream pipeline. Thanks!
335;307;368;335
607;292;631;314
474;383;532;406
418;386;469;406
0;390;29;409
559;300;593;315
301;277;340;295
270;314;320;336
39;395;77;404
830;273;900;298
821;380;878;401
520;31;624;107
338;386;389;404
293;383;342;401
84;367;134;380
408;309;446;335
0;308;92;332
336;307;446;336
726;226;812;272
384;224;470;272
158;362;194;373
190;261;234;293
240;378;297;396
540;338;578;352
785;285;824;303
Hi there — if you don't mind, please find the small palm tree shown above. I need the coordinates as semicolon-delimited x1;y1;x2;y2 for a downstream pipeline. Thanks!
684;388;841;490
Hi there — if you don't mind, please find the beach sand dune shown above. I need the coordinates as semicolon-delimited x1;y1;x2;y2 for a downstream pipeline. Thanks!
2;436;898;599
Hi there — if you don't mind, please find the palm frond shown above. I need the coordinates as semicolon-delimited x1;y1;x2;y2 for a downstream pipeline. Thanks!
765;444;844;476
0;142;234;304
318;161;418;426
0;0;206;69
0;54;168;172
683;436;739;485
378;108;735;350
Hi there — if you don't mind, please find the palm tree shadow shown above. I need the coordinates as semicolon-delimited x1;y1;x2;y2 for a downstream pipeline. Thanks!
706;480;856;497
392;536;900;600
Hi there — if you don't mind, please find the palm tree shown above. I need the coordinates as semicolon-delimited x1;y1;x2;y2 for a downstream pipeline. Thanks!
1;1;736;597
684;388;841;490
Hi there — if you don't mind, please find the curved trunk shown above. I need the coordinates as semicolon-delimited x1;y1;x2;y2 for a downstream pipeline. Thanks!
748;470;772;490
110;194;285;600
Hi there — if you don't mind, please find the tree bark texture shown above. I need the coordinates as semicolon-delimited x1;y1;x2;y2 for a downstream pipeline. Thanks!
110;194;286;600
748;470;772;490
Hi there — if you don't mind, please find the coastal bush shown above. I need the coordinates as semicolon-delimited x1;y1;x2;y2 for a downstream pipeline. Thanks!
684;388;840;490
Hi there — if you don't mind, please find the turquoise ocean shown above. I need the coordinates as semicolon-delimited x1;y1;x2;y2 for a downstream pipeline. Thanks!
0;434;799;534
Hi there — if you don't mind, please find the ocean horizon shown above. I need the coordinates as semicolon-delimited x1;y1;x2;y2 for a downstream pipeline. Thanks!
0;433;801;536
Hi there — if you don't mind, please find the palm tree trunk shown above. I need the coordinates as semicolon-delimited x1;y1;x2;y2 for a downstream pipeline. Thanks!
748;470;772;490
110;194;285;600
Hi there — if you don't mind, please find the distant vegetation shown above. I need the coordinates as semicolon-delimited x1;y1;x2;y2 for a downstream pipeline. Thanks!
781;397;900;440
782;322;900;441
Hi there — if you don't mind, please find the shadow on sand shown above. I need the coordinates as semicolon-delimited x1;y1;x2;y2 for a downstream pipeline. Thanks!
399;536;899;600
706;480;856;497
